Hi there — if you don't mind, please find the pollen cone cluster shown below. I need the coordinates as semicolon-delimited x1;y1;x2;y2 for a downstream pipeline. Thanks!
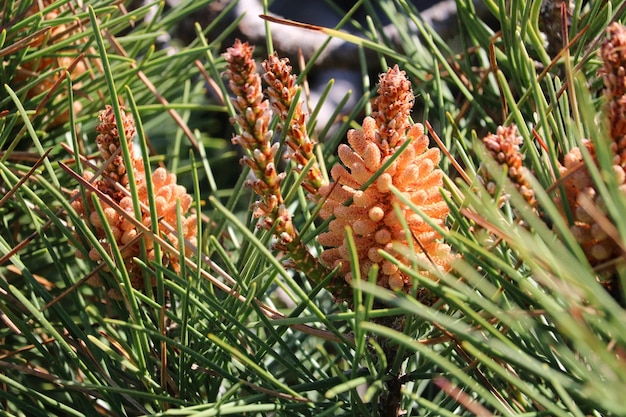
318;66;452;298
71;106;197;295
601;22;626;164
554;22;626;269
556;140;624;265
481;124;536;207
13;0;88;126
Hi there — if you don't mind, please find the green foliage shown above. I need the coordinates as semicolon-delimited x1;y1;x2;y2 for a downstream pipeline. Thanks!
1;0;626;416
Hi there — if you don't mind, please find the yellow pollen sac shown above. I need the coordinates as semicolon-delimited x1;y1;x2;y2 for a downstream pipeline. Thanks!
388;273;405;291
369;206;385;222
368;247;384;263
375;229;392;245
353;219;377;236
